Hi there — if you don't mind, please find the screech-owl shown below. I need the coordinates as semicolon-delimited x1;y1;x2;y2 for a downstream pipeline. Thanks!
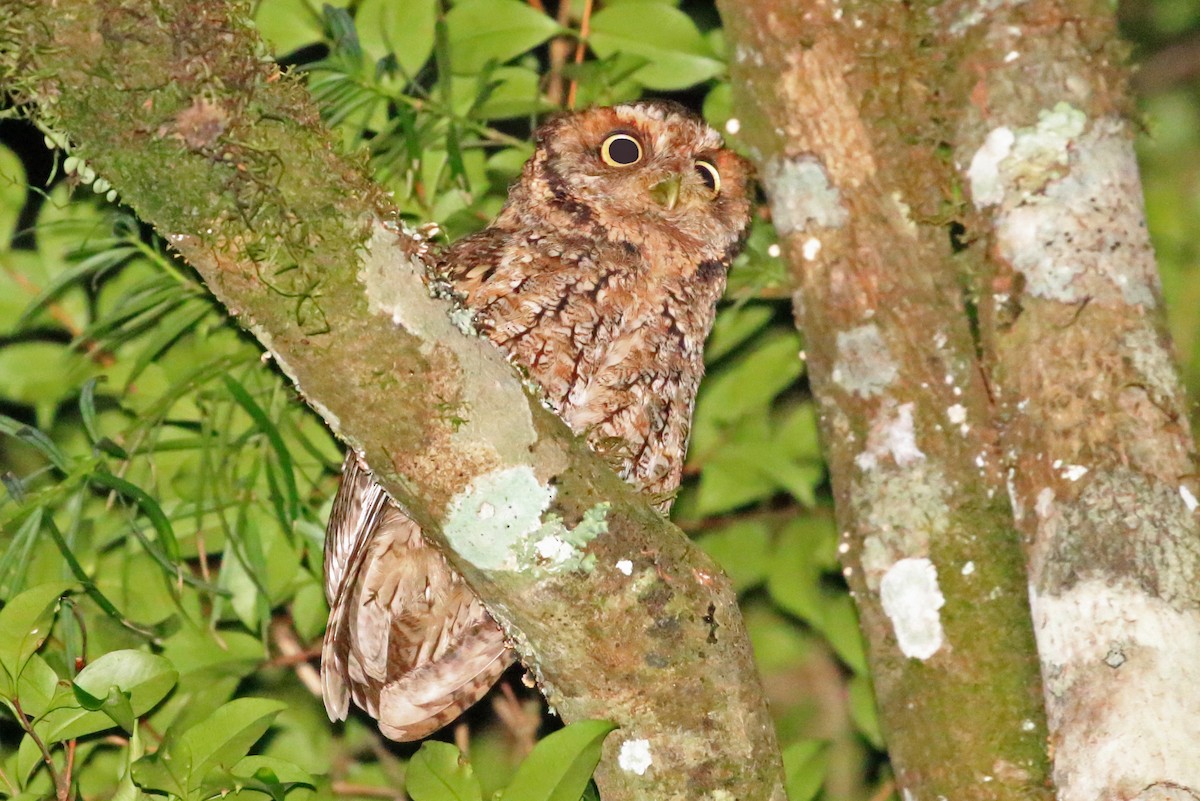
321;100;753;740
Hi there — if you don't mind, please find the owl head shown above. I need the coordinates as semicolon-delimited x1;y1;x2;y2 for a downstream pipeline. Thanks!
516;101;754;270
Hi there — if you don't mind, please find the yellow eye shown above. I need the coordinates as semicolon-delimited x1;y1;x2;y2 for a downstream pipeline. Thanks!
601;133;643;167
695;160;720;195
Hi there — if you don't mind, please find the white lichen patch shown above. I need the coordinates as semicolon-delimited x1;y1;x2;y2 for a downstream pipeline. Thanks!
833;324;898;398
947;0;1033;35
358;220;539;465
855;401;924;471
802;237;823;261
761;156;849;236
442;466;555;570
1006;103;1086;192
618;738;653;776
1122;327;1182;401
880;557;946;660
1031;578;1200;799
1035;487;1055;518
518;503;609;573
1061;464;1088;482
858;462;951;591
890;191;919;237
534;535;575;563
982;116;1160;307
967;126;1015;208
1180;486;1198;513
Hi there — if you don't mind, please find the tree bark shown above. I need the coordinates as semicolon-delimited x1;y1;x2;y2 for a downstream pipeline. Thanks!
0;2;785;799
939;1;1200;798
717;4;1052;800
721;0;1200;798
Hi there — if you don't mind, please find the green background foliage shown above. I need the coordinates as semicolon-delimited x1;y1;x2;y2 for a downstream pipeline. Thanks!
0;1;1194;799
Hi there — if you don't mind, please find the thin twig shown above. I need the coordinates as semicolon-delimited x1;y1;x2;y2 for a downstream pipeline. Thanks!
63;739;76;801
453;722;470;755
545;0;575;106
12;697;67;801
330;782;406;800
270;616;323;696
491;682;540;759
0;763;17;796
565;0;595;110
4;267;115;366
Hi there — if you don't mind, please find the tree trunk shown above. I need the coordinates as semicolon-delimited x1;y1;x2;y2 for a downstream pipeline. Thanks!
941;1;1200;798
718;4;1051;799
720;0;1200;798
0;2;785;798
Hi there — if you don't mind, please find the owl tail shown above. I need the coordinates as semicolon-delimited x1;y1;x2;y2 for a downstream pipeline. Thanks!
321;455;513;741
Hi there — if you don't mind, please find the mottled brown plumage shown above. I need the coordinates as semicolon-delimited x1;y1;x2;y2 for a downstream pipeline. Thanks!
322;101;753;741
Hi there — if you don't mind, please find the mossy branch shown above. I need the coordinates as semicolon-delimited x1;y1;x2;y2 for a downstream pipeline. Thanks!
0;2;784;798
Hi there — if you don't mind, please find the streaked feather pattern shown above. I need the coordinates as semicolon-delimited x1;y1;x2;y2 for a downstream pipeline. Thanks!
321;101;751;741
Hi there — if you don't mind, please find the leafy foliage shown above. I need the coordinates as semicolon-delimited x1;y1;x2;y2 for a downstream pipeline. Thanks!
8;0;1192;799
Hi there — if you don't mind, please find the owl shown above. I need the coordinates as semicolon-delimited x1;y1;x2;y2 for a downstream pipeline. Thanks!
321;100;753;741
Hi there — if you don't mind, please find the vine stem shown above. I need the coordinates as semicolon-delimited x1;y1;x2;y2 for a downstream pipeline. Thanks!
566;0;595;110
11;697;68;801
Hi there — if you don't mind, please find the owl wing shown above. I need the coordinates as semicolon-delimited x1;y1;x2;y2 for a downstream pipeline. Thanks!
321;454;513;740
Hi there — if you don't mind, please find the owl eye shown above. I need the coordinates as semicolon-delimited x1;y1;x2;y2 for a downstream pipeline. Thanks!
601;133;643;167
695;160;721;195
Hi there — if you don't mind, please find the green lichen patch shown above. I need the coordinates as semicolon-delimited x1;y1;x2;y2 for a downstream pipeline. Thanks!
518;503;611;574
442;466;609;576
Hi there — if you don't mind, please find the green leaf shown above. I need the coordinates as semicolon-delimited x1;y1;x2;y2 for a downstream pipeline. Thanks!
767;518;868;674
181;697;289;783
0;142;27;249
698;521;770;593
222;375;300;522
0;508;45;600
445;0;561;75
13;654;60;718
357;0;437;77
201;756;314;801
848;674;884;748
16;733;44;787
0;582;72;696
782;740;829;801
462;67;547;121
289;579;328;642
405;741;483;801
76;652;175;722
87;471;187;581
589;2;724;90
253;0;332;56
44;650;177;740
705;303;774;363
498;719;617;801
0;414;71;473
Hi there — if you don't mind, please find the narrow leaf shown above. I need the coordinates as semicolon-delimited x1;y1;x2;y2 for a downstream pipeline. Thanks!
498;720;617;801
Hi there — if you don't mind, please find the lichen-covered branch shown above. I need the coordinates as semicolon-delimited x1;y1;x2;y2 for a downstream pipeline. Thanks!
0;2;784;798
717;3;1052;799
939;1;1200;797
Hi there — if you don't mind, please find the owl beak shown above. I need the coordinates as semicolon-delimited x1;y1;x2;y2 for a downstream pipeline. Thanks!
650;175;682;211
